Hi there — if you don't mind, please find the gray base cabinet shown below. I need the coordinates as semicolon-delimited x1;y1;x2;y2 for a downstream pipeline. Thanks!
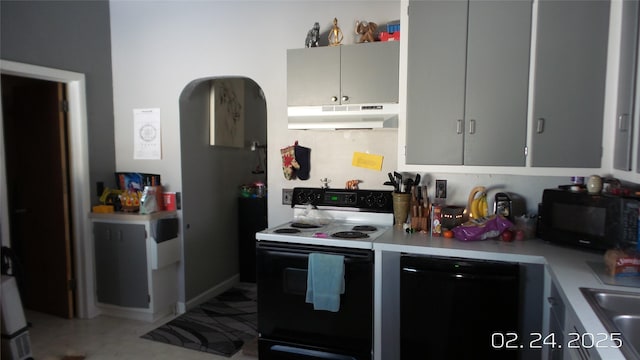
90;211;180;322
94;222;149;308
547;281;565;360
287;41;399;106
531;0;610;168
406;0;531;166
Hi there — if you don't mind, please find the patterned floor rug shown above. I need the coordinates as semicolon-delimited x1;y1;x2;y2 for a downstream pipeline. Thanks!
142;283;257;357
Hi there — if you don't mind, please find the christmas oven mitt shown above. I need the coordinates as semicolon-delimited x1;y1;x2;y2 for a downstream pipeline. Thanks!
281;144;300;180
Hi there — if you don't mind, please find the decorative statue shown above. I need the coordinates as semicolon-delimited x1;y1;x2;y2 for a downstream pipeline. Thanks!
305;22;320;48
328;17;344;46
355;20;378;43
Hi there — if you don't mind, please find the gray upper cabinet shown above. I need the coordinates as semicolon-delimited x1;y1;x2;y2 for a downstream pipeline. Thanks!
287;41;399;106
531;0;610;168
614;0;639;171
405;0;466;165
406;0;531;166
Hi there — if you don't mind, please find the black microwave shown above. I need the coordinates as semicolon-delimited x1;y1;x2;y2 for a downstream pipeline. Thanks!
539;188;639;251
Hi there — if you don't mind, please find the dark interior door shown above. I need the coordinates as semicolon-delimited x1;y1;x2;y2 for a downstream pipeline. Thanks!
2;74;74;318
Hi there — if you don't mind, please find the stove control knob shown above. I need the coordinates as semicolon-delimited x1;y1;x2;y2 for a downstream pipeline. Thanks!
376;194;388;207
365;195;375;207
295;192;307;205
346;194;357;204
306;193;316;204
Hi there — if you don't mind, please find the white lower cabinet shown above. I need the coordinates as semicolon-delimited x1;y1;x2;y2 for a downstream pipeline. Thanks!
564;306;601;360
545;276;601;360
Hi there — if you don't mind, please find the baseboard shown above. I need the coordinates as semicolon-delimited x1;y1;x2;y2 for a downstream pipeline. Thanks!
183;274;240;312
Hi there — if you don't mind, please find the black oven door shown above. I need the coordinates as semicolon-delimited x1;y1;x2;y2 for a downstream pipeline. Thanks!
256;241;373;360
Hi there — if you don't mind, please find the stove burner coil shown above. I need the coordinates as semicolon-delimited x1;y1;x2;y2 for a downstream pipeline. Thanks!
331;231;370;239
274;228;301;234
290;222;321;229
352;225;377;232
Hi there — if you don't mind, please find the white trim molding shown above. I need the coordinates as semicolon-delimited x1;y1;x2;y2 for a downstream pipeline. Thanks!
0;60;96;319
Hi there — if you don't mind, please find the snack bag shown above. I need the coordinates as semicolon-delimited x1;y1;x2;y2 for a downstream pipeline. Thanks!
452;215;513;241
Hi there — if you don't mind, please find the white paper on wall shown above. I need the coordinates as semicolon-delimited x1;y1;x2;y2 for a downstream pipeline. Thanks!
133;108;161;160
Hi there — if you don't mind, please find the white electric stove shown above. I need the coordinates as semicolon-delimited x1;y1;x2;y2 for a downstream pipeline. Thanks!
255;187;394;360
256;187;394;249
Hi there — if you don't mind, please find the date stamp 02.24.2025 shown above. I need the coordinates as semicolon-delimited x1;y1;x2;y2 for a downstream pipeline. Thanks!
491;332;623;350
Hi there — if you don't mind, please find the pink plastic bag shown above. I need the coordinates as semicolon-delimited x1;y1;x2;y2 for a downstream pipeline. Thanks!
452;215;513;241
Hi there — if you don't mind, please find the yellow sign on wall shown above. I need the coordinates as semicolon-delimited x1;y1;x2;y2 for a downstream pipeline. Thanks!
352;152;384;171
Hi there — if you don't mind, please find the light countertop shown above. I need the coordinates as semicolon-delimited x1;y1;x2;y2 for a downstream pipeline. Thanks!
88;210;177;223
374;227;640;360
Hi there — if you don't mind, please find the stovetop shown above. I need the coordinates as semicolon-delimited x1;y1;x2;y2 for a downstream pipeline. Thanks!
257;220;392;249
257;187;394;249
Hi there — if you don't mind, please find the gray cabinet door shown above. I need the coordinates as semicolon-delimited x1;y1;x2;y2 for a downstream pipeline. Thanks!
405;0;530;166
614;0;639;171
406;0;467;165
464;0;531;166
287;46;340;106
341;41;399;104
532;0;609;168
94;222;148;308
288;43;399;106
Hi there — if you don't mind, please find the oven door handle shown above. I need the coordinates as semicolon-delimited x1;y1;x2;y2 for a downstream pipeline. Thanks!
257;242;373;261
270;345;357;360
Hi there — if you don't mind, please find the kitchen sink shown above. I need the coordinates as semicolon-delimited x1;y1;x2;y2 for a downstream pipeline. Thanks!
614;315;640;355
581;287;640;359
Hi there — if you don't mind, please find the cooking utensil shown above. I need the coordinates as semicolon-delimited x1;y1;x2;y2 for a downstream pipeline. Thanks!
387;172;398;192
404;178;414;194
394;171;403;191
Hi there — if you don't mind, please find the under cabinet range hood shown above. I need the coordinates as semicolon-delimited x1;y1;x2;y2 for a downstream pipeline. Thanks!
288;103;400;130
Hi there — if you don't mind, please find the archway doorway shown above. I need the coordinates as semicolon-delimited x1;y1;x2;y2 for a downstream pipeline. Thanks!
178;77;267;307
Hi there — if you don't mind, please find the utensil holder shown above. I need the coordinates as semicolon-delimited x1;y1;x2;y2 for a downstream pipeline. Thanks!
392;192;411;226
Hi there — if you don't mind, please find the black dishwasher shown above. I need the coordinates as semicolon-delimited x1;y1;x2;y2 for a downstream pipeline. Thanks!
401;254;520;360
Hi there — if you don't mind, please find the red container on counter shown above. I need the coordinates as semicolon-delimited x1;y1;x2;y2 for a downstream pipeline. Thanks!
163;192;177;211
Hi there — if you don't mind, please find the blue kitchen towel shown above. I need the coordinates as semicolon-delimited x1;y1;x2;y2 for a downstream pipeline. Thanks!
305;253;345;312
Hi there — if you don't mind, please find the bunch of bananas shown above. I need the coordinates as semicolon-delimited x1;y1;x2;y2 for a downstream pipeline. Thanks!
467;186;489;219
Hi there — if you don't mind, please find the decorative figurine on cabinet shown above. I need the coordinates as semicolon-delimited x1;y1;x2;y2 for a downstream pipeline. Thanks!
328;17;344;46
355;20;378;43
305;22;320;48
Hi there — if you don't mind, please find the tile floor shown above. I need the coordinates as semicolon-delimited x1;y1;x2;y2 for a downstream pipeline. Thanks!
25;310;257;360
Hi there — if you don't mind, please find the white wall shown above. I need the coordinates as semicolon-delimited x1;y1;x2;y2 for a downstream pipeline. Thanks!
110;1;640;303
110;0;640;227
110;0;403;229
110;1;402;303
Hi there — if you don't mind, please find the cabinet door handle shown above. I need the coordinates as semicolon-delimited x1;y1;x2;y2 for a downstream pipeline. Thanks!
341;95;349;102
331;96;338;102
457;119;464;134
469;119;476;134
536;118;545;133
618;114;630;131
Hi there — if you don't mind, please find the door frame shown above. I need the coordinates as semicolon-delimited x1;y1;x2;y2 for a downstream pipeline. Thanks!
0;59;96;319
